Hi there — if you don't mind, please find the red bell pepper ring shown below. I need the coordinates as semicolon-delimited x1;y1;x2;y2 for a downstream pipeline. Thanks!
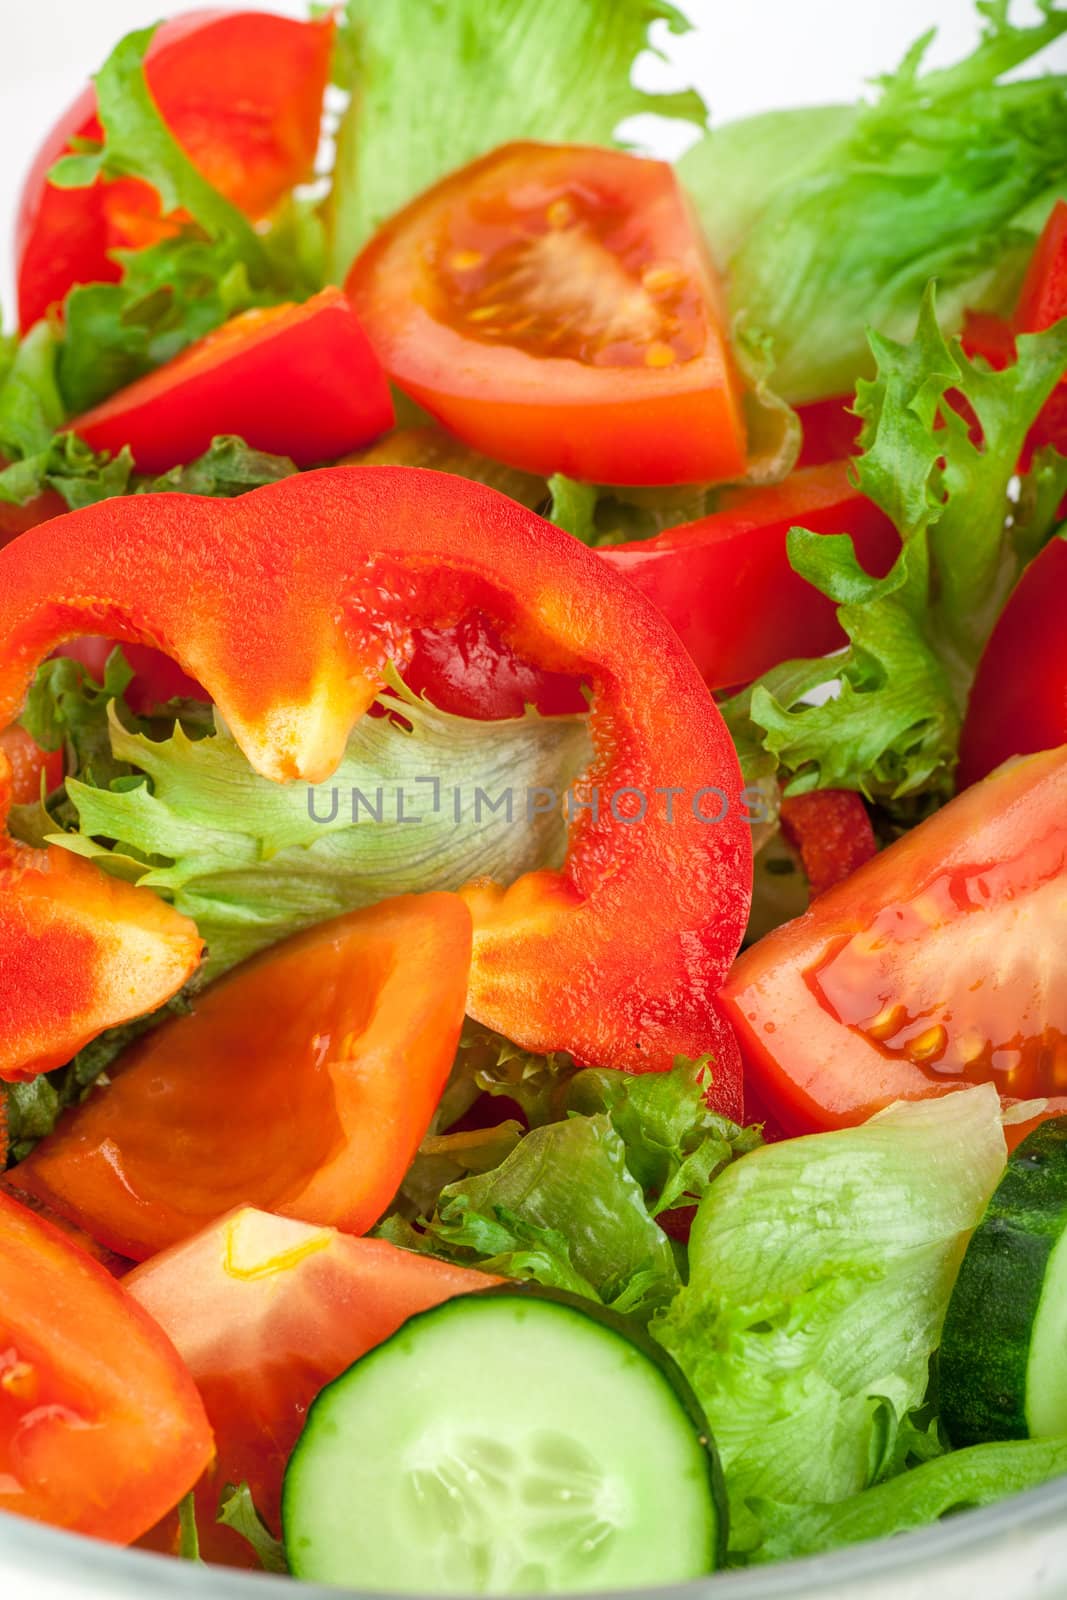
600;461;899;691
17;10;333;331
72;288;394;473
778;788;878;898
0;467;752;1110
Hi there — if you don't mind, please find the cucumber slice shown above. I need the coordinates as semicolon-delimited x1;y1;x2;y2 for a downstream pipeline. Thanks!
281;1285;725;1593
941;1116;1067;1445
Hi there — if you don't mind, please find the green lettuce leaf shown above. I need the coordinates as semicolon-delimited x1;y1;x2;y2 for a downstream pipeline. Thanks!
326;0;707;280
722;289;1067;805
682;2;1067;404
0;323;64;464
42;674;591;979
216;1484;288;1575
749;1436;1067;1563
653;1087;1007;1555
564;1055;763;1214
0;433;297;516
384;1114;684;1319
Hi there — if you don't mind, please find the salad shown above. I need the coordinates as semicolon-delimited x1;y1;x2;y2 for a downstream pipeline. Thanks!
1;0;1066;1591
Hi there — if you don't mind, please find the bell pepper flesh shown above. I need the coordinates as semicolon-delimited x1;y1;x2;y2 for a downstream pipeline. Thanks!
72;289;394;474
0;466;752;1110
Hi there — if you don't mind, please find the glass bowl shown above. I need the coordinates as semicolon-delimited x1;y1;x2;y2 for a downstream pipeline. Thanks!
2;1476;1067;1600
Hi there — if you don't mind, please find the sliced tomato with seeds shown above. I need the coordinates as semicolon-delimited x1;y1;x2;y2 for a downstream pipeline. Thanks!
347;142;748;486
721;746;1067;1134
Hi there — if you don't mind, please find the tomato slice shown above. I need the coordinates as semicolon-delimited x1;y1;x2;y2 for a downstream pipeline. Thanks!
721;746;1067;1133
16;894;472;1259
599;461;898;689
0;1188;211;1543
17;11;333;331
126;1207;496;1565
72;288;393;473
958;536;1067;786
347;142;748;486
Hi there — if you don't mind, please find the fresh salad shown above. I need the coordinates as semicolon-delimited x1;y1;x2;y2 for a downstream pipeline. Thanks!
1;0;1066;1591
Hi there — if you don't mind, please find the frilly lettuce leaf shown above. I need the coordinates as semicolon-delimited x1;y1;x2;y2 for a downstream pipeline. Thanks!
326;0;708;279
380;1052;761;1319
42;673;591;979
748;1436;1067;1563
683;1;1067;404
722;288;1067;804
652;1087;1007;1555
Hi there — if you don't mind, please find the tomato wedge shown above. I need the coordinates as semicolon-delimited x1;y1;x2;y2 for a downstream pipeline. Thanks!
599;461;898;690
721;746;1067;1134
347;142;748;486
795;395;862;468
0;1188;212;1543
72;288;393;472
16;894;472;1259
126;1207;496;1566
17;11;333;331
958;535;1067;786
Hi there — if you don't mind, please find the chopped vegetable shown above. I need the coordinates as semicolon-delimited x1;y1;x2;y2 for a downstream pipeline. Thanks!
941;1117;1067;1444
282;1287;726;1591
682;5;1067;404
0;1187;213;1543
721;746;1067;1134
72;289;392;472
125;1207;497;1566
654;1088;1007;1556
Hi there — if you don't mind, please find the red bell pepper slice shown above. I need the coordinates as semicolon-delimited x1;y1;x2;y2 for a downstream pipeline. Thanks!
600;461;899;691
0;467;752;1110
795;396;863;468
17;10;333;331
958;534;1067;787
72;288;394;473
0;751;202;1082
778;788;878;898
962;200;1067;463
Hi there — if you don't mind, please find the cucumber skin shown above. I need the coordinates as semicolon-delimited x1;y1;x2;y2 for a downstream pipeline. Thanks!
941;1117;1067;1447
282;1280;728;1573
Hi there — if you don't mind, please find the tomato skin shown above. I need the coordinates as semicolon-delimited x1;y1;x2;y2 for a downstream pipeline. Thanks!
958;537;1067;787
72;289;393;473
347;142;748;486
125;1208;496;1566
600;461;899;689
16;11;333;331
0;1188;212;1543
16;894;472;1259
721;746;1067;1133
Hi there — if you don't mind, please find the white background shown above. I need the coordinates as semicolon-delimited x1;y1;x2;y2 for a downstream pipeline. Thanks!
0;0;1060;312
